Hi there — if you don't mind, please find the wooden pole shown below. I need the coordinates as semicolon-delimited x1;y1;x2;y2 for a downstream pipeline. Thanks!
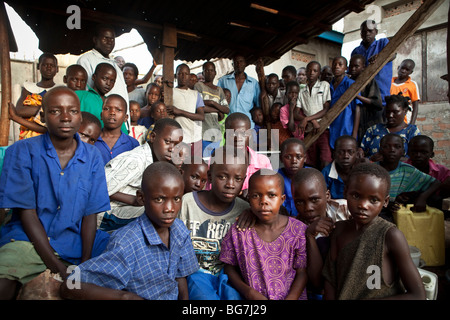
303;0;444;149
162;23;176;108
0;1;12;146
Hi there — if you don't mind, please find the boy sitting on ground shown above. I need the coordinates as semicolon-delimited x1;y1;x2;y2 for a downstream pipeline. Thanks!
323;162;426;300
0;87;110;299
60;162;199;300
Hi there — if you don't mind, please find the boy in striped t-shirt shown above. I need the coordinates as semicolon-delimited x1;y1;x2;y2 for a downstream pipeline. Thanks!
376;133;440;221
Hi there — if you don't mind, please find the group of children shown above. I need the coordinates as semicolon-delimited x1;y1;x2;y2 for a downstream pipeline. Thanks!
0;18;447;301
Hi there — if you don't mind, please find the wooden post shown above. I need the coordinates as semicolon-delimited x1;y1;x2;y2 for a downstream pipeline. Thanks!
0;1;12;146
303;0;444;149
162;23;177;107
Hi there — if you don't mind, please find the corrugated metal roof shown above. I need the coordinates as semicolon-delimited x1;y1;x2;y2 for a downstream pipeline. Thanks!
6;0;374;65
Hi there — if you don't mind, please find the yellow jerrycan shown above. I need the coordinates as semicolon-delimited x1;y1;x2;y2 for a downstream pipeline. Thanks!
393;204;445;266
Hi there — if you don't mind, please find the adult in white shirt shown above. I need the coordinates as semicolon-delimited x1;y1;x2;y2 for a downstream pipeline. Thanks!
77;25;129;125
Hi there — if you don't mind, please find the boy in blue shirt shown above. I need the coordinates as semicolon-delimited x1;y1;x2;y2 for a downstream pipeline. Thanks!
95;94;139;165
0;87;110;299
351;20;396;106
322;135;359;199
329;56;359;150
60;162;198;300
278;138;307;217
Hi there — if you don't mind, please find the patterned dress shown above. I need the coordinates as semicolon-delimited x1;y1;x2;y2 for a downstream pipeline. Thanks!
220;217;308;300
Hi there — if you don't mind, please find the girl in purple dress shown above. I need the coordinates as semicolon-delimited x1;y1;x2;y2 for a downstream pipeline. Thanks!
220;169;308;300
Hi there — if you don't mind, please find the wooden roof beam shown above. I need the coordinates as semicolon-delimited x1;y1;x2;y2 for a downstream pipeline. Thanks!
303;0;445;149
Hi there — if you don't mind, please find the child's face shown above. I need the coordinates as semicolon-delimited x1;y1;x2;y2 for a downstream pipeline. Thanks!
380;135;404;164
397;61;414;80
101;97;127;130
129;103;141;123
147;86;161;105
226;119;251;151
78;122;101;145
306;64;320;84
293;179;330;225
334;139;358;170
183;163;208;193
348;58;365;79
281;70;295;85
149;125;183;163
360;24;377;45
248;175;285;223
209;163;247;203
345;174;389;226
203;63;216;83
42;91;82;139
270;105;281;122
39;57;58;80
64;69;87;91
385;102;407;128
251;109;264;126
287;85;300;102
139;174;184;230
332;58;347;77
266;76;279;96
408;139;433;168
297;68;307;84
320;67;333;83
189;74;198;89
281;143;306;177
151;103;168;121
176;65;191;87
123;66;137;86
93;67;116;95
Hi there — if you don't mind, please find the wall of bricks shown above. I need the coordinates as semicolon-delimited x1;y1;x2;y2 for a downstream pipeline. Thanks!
415;101;450;168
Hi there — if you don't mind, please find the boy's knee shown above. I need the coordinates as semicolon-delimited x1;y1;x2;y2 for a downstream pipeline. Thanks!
0;278;21;300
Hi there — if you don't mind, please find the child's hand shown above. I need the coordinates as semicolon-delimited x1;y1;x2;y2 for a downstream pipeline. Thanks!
386;201;402;214
244;287;268;300
166;105;179;116
235;208;256;231
369;152;383;162
311;120;321;135
368;54;378;64
306;217;334;238
411;197;427;213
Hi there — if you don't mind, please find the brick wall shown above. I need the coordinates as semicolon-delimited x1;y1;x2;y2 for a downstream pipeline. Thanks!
415;101;450;168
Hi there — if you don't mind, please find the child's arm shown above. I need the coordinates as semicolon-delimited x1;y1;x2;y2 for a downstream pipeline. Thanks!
110;192;141;206
412;179;441;212
203;100;230;115
223;264;268;300
166;105;205;121
285;268;308;300
80;214;97;263
135;60;156;86
305;217;334;289
287;99;298;134
410;100;419;125
176;277;189;300
15;87;41;118
60;281;144;300
9;103;47;133
19;209;69;278
380;228;426;300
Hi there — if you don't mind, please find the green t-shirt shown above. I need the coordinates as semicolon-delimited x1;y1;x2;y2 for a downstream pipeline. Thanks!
76;87;128;134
